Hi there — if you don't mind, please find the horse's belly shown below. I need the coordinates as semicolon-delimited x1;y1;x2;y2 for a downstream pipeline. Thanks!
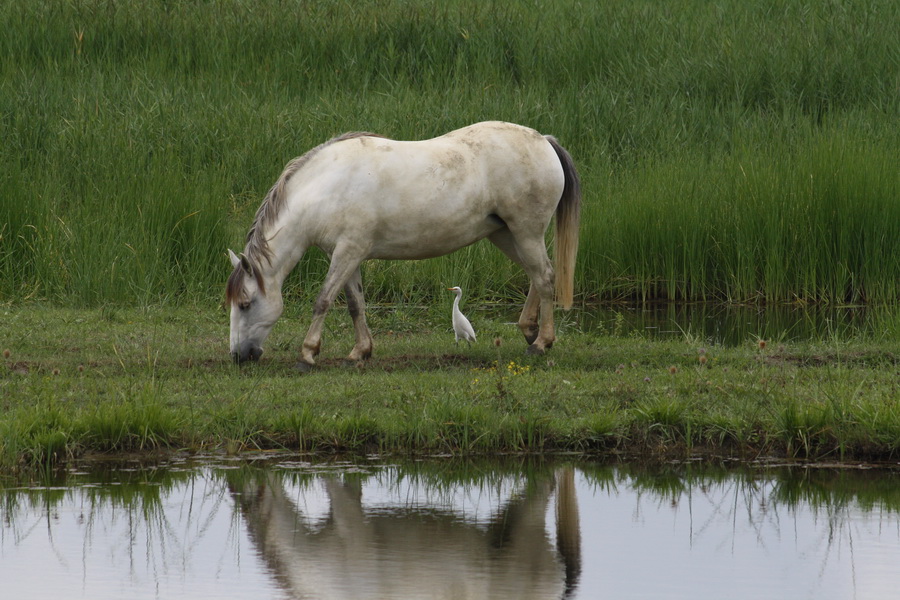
368;217;499;260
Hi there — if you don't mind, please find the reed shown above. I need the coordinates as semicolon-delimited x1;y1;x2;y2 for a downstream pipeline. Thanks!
583;127;900;303
1;0;898;305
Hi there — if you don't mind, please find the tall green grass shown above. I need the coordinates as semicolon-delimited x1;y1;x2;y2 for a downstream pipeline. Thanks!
1;0;897;305
585;127;900;303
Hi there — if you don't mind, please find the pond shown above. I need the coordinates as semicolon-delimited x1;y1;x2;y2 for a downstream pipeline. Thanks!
496;302;897;345
2;455;899;600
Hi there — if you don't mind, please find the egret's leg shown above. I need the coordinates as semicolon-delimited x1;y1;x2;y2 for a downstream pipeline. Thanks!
298;247;364;370
344;267;373;363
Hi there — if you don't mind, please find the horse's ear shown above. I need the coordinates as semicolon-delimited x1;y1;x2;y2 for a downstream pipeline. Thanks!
228;249;241;269
238;252;253;276
227;249;253;276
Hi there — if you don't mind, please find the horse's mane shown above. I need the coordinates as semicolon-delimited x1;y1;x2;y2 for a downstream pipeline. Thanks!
226;131;381;304
246;131;382;264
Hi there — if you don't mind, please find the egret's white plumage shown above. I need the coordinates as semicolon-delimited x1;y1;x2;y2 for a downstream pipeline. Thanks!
447;286;476;345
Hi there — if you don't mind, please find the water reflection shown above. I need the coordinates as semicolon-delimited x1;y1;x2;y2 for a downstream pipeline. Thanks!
2;457;899;600
229;462;580;599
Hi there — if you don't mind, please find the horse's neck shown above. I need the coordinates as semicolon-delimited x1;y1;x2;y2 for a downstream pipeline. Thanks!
263;225;309;289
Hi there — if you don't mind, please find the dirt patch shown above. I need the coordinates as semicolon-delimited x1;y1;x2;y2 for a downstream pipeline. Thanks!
7;361;33;375
318;354;493;373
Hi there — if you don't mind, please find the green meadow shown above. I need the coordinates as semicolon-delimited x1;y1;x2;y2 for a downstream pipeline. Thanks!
1;0;897;305
1;305;898;471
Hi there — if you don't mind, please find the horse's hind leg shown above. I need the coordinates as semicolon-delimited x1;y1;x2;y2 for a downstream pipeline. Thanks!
488;229;555;353
344;267;373;364
518;282;542;345
298;248;364;371
488;229;540;344
520;243;556;355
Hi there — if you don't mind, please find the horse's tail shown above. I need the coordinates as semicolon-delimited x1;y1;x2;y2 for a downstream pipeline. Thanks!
546;136;581;309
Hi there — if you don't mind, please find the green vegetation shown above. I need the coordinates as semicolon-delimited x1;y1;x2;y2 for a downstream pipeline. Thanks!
2;0;898;304
1;305;897;472
2;2;898;472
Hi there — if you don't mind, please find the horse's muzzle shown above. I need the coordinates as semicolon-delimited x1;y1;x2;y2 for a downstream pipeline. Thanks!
233;345;264;364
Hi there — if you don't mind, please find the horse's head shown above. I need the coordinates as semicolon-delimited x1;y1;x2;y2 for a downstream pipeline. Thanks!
226;249;283;363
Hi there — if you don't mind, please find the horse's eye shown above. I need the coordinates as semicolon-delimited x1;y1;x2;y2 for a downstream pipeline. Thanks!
238;301;251;311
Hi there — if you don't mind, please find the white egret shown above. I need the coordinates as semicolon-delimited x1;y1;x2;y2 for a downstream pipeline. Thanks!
447;286;477;345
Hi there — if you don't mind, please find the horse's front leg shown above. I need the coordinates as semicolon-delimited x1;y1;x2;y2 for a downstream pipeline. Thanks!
343;267;373;364
297;249;364;371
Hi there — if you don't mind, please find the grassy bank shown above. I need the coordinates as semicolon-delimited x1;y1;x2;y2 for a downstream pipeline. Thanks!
2;0;898;305
1;304;898;472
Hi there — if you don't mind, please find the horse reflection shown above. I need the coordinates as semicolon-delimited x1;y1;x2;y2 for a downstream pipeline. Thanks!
229;468;581;599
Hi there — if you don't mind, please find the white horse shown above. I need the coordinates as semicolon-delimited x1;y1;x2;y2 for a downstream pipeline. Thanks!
226;121;580;368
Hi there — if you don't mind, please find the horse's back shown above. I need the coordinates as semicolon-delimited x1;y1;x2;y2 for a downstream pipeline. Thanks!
290;122;566;258
308;121;563;207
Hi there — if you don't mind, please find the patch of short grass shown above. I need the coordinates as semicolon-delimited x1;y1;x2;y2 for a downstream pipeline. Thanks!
2;304;898;473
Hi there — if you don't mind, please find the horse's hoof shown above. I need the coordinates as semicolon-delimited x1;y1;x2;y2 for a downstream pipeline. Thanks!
294;361;315;373
522;331;539;345
525;344;545;356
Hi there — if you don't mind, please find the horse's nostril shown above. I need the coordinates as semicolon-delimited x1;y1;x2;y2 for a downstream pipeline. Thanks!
234;346;263;363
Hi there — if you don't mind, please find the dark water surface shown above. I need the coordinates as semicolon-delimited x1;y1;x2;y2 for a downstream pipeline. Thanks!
500;302;898;345
2;455;899;600
374;302;898;346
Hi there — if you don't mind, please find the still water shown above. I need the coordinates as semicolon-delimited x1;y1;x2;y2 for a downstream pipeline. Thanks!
501;302;898;346
2;455;899;600
370;301;897;346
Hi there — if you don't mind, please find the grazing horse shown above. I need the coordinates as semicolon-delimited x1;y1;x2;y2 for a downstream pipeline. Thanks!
226;121;581;368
